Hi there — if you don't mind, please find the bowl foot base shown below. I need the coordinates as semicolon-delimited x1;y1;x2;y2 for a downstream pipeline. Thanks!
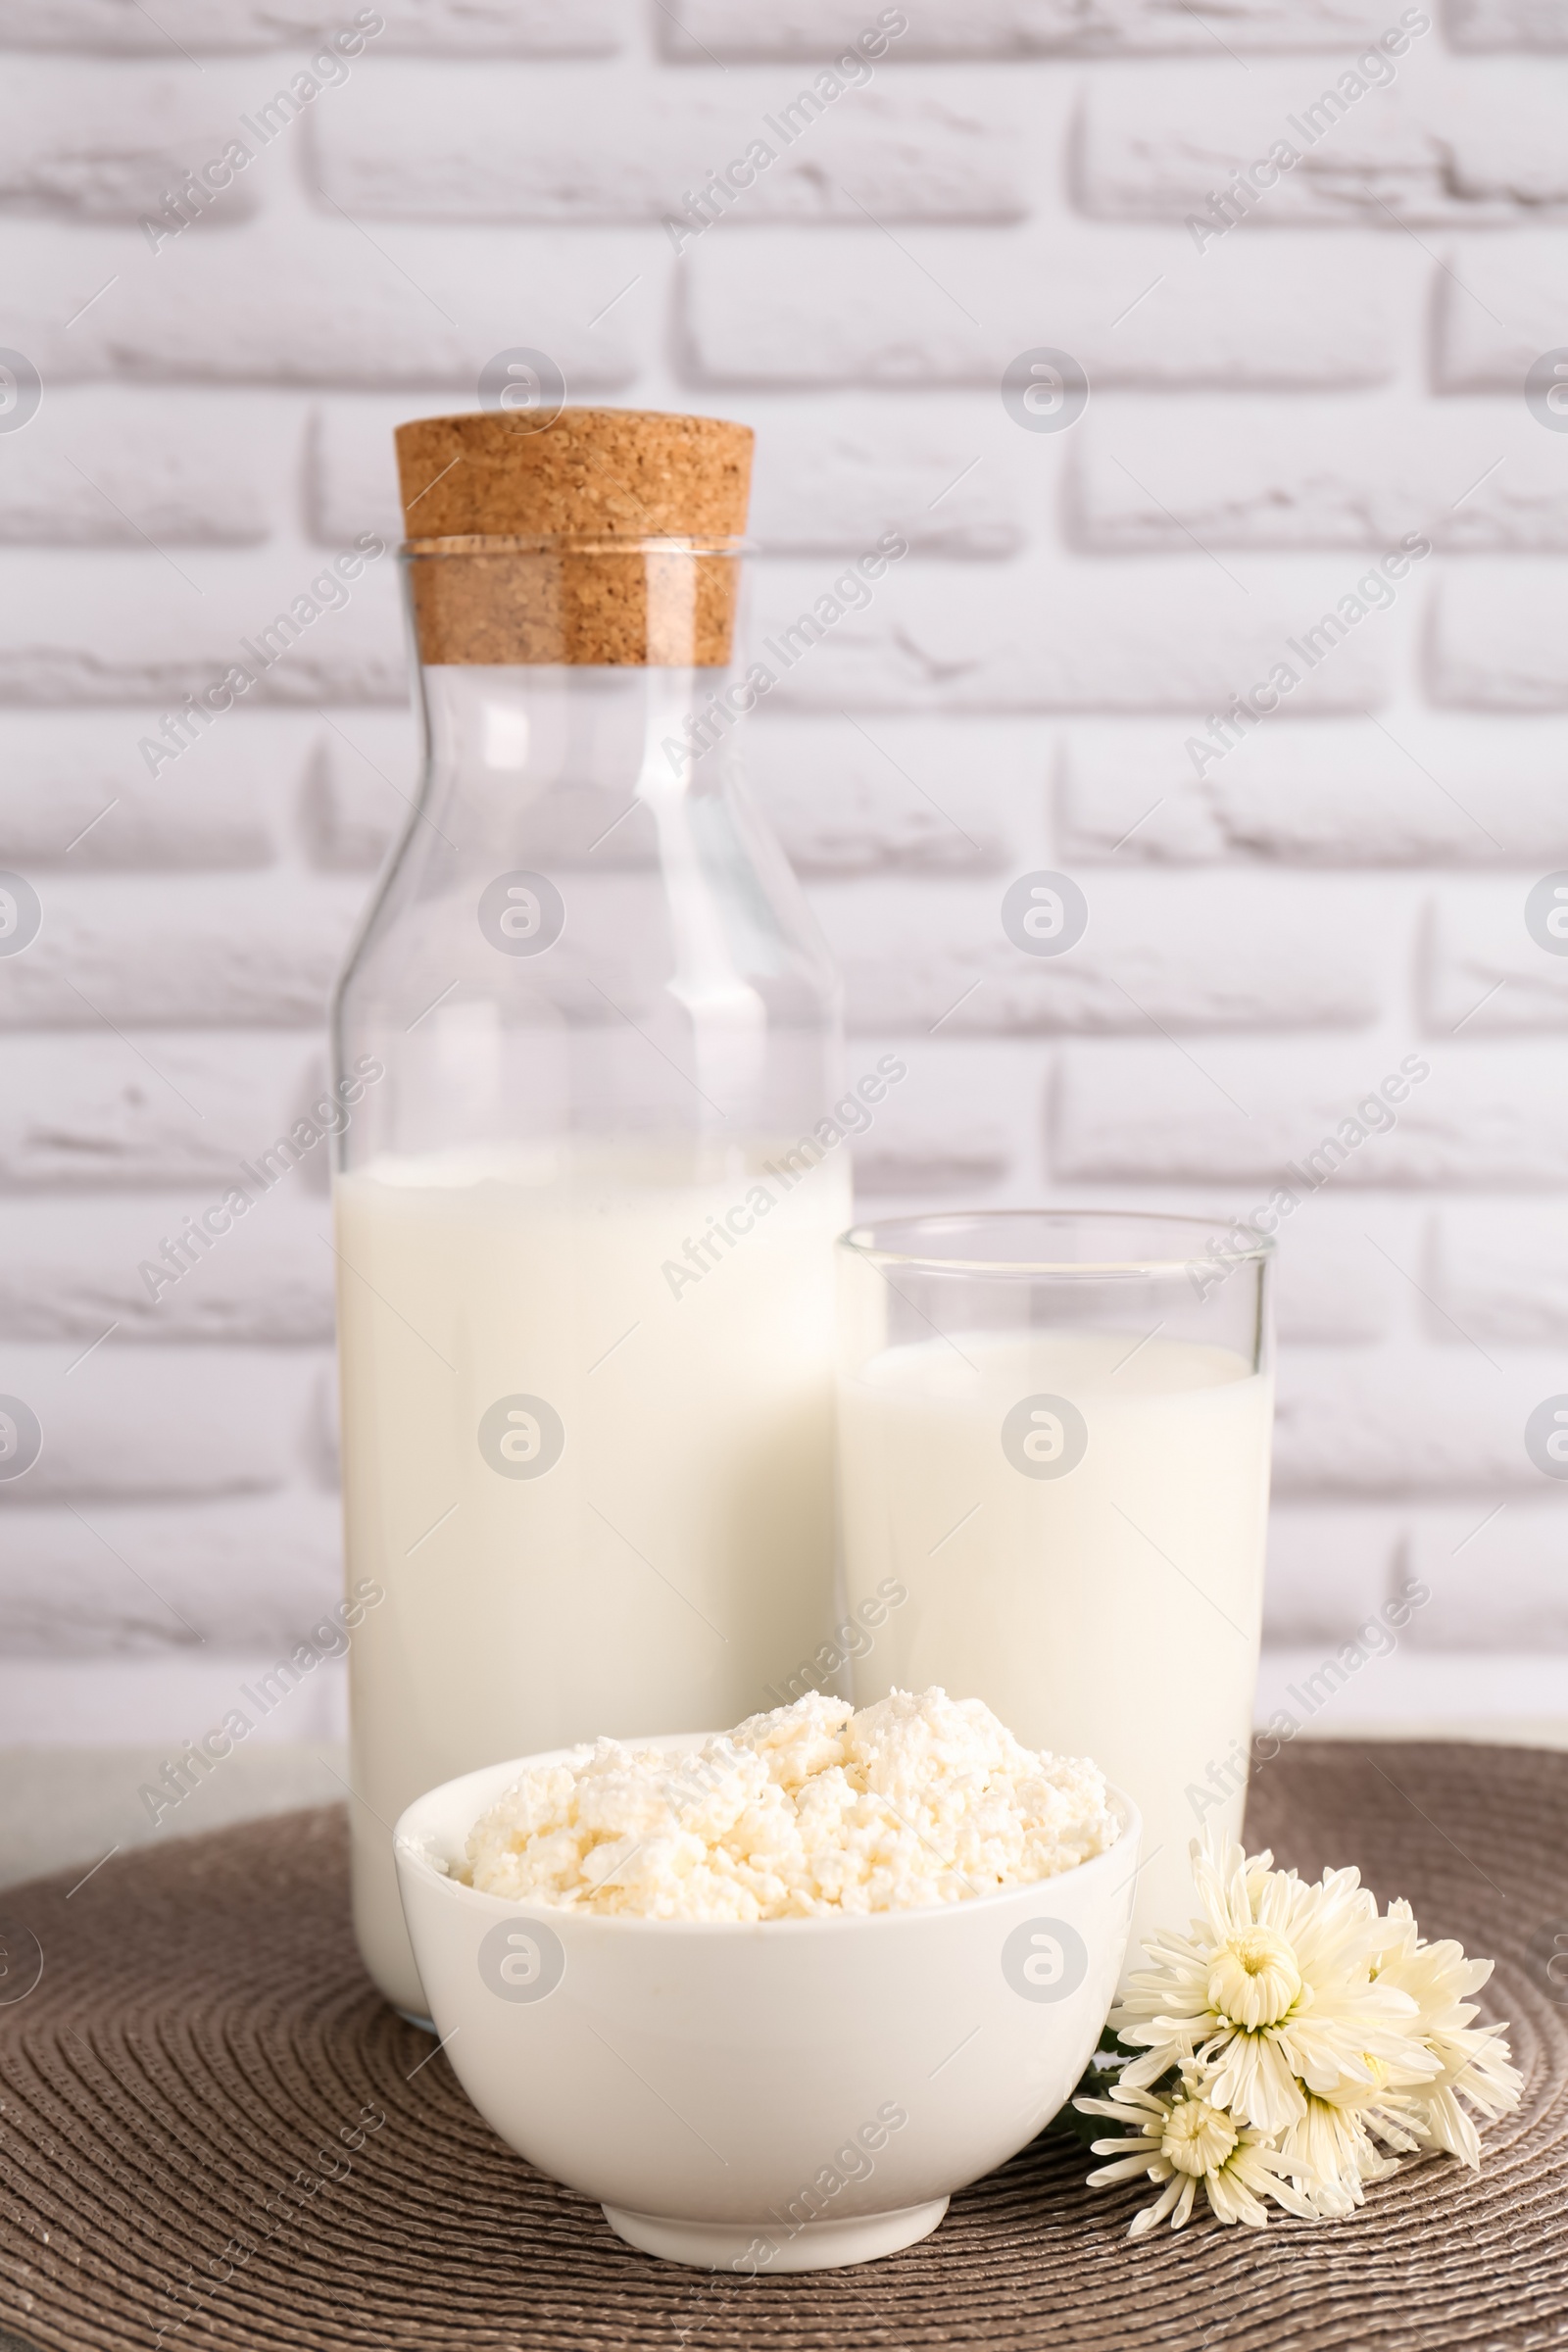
601;2196;950;2273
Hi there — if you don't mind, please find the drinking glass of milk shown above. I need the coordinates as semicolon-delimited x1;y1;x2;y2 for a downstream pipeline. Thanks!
836;1212;1274;1972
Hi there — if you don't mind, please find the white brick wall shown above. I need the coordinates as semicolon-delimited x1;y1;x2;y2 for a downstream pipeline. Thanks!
2;0;1564;1744
1079;56;1568;227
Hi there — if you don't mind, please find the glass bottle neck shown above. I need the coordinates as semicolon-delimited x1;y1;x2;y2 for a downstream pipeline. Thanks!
332;651;840;1167
415;662;756;806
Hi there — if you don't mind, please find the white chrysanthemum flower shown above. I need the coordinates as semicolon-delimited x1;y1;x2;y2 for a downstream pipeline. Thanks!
1367;1899;1524;2168
1274;2074;1413;2217
1110;1835;1438;2133
1075;2068;1320;2235
1078;1842;1522;2237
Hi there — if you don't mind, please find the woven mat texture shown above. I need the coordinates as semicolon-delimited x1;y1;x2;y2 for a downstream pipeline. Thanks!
0;1741;1564;2352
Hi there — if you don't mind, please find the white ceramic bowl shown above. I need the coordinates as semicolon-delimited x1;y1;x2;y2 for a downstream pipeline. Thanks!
394;1739;1140;2275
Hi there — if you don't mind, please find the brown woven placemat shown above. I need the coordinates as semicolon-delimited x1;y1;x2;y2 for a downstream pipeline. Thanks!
0;1742;1564;2352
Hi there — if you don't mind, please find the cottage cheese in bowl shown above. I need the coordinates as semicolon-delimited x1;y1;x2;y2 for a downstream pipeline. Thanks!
462;1686;1120;1921
395;1701;1139;2274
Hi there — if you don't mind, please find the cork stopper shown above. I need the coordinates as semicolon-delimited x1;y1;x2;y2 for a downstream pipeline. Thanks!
396;409;753;541
395;408;753;668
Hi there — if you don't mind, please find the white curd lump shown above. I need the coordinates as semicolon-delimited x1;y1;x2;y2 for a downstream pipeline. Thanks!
463;1687;1119;1921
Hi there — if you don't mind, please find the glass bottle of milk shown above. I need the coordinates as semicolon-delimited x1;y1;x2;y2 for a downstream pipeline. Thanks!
331;410;846;2016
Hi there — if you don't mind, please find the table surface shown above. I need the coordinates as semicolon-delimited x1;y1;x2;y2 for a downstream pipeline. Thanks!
0;1739;1564;2351
0;1744;352;1892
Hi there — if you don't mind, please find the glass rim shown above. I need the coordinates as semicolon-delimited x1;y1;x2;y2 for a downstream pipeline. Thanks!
838;1207;1275;1279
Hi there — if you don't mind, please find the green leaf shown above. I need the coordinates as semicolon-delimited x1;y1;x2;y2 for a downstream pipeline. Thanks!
1044;2030;1159;2144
